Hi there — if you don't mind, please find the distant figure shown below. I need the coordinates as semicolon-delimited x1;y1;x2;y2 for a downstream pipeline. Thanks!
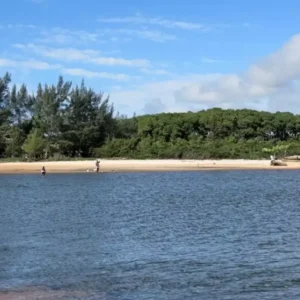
41;166;46;175
95;160;100;173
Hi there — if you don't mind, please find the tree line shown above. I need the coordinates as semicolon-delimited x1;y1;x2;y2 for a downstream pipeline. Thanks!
1;72;300;161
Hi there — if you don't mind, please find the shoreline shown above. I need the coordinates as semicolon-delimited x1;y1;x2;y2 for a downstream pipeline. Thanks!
1;159;300;174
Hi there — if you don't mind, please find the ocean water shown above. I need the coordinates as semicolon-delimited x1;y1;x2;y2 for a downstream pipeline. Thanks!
1;170;300;299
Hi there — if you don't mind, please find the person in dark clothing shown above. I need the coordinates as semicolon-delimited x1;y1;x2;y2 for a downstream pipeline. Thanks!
95;160;100;173
41;166;46;175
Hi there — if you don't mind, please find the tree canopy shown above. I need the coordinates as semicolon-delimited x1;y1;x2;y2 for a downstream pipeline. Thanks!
1;72;300;161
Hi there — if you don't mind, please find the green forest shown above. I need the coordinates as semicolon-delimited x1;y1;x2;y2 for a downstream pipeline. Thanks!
1;72;300;161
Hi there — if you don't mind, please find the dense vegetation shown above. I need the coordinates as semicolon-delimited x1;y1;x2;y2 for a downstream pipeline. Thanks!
1;72;300;161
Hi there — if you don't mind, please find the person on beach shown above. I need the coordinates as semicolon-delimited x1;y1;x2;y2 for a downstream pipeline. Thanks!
95;160;100;173
41;166;46;175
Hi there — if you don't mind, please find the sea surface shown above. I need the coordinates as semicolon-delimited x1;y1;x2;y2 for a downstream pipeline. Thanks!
1;170;300;299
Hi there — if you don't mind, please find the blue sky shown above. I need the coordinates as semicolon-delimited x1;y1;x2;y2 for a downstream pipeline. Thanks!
1;0;300;115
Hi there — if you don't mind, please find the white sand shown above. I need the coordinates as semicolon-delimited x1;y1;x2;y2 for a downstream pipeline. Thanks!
0;159;299;174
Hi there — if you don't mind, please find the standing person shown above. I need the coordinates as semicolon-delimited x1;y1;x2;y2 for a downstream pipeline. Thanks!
95;160;100;173
41;166;46;175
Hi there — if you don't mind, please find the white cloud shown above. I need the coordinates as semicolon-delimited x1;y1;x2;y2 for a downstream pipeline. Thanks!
92;56;148;67
36;27;101;45
174;34;300;106
14;43;98;60
0;58;60;70
0;24;36;30
61;68;131;81
14;44;150;67
0;24;102;46
201;57;227;64
109;74;220;115
109;34;300;115
142;98;166;114
101;28;176;43
0;58;134;82
140;68;170;75
98;14;210;31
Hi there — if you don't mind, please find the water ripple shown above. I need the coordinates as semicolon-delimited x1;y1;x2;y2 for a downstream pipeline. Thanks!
1;170;300;299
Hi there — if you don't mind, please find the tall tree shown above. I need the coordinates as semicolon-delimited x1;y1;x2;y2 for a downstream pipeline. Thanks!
22;129;46;160
9;83;32;125
62;80;115;157
32;76;72;157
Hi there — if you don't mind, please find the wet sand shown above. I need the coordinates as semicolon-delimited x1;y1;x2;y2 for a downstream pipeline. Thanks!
0;159;299;174
0;287;106;300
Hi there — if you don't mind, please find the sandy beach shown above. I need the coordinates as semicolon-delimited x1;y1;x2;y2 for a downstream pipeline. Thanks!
0;287;96;300
0;159;300;174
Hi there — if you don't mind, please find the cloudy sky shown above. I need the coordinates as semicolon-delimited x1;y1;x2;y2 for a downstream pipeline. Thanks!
1;0;300;116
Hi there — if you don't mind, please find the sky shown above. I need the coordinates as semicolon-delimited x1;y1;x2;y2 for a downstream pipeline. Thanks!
1;0;300;116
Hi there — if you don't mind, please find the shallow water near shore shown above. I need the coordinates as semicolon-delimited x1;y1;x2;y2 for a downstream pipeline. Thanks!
1;170;300;299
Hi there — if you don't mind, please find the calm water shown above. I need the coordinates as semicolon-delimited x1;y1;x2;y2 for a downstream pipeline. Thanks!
1;170;300;299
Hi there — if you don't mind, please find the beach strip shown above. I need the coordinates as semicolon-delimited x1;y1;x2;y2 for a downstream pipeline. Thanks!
0;159;300;174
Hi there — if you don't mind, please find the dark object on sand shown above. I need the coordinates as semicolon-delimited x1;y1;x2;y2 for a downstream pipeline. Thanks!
284;155;300;161
41;166;46;175
270;160;287;166
95;160;100;173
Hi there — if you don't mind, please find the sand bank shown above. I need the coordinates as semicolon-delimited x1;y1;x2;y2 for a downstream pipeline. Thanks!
0;287;102;300
0;159;300;174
